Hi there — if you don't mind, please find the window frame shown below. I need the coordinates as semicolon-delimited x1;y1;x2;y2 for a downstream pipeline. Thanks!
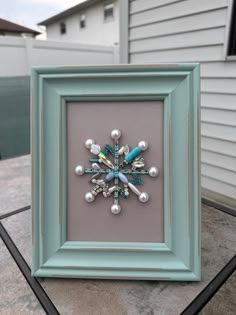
79;14;86;29
104;3;114;22
227;0;236;56
60;22;66;35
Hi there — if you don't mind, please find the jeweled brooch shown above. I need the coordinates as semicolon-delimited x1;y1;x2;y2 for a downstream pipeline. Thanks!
75;129;159;214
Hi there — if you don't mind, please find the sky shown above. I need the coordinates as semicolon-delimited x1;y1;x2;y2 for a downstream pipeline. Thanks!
0;0;86;31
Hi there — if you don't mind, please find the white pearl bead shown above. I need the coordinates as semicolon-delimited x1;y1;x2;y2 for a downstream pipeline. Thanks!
149;167;159;177
111;129;121;140
110;204;121;214
85;139;95;149
84;192;95;202
138;140;148;151
74;165;84;175
138;192;149;203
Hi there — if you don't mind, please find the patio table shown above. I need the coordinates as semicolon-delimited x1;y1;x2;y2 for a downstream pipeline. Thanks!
0;155;235;315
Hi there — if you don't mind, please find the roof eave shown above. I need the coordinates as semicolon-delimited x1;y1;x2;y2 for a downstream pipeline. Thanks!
0;29;40;35
38;0;102;26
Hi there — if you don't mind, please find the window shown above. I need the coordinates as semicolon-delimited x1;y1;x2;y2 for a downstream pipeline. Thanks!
60;22;66;34
228;1;236;55
80;14;86;29
104;3;114;21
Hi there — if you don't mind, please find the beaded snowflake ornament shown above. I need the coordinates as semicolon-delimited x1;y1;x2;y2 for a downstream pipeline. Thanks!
75;129;159;214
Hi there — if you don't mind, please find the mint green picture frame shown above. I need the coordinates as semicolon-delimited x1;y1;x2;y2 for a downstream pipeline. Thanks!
31;64;201;281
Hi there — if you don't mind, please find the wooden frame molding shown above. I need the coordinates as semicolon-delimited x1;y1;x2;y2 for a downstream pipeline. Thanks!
31;63;201;280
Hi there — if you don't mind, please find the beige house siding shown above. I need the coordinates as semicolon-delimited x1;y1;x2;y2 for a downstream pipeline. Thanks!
123;0;236;203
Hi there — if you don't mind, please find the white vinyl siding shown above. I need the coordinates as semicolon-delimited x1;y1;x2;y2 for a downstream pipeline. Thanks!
46;1;119;46
128;0;236;201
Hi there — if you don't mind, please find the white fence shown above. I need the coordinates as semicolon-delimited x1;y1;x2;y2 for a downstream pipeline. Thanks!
0;37;119;77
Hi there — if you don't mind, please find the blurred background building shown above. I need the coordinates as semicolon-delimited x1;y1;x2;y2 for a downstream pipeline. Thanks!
0;18;40;38
38;0;119;46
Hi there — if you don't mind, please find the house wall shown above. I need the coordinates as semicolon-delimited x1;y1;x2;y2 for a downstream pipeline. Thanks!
123;0;236;204
0;32;21;37
46;1;119;46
